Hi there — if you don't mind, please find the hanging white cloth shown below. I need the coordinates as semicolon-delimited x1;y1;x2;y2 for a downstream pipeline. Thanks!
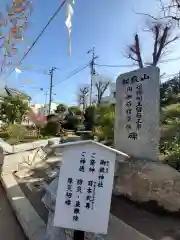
65;3;74;56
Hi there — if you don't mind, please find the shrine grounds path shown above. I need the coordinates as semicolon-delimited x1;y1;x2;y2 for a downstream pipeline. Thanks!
0;183;27;240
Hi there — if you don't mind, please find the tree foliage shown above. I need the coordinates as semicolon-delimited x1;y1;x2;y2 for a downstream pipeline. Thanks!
160;76;180;106
41;121;61;136
55;104;67;114
68;106;82;116
63;115;81;131
84;106;97;131
83;104;115;142
0;96;29;124
159;73;180;170
96;104;115;141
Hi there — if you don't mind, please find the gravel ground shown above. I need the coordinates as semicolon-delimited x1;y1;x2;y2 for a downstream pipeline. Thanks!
0;183;27;240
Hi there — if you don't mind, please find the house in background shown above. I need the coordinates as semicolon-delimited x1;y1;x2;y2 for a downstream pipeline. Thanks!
39;102;59;116
30;104;44;114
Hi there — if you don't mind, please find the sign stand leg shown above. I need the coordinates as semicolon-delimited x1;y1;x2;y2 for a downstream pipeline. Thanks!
73;230;84;240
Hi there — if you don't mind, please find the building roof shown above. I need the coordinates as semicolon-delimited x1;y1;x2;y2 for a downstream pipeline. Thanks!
4;86;31;100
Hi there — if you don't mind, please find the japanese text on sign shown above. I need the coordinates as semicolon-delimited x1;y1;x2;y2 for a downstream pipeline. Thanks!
54;142;116;234
123;74;150;140
64;151;110;223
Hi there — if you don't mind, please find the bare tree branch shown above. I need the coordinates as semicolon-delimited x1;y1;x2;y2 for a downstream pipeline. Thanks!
154;25;169;65
126;34;144;68
134;11;159;21
153;25;159;64
94;75;111;105
125;18;179;67
78;86;89;111
135;34;144;68
159;0;180;23
164;35;179;46
128;53;140;62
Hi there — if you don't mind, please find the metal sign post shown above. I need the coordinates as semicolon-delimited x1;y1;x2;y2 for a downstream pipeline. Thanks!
73;230;84;240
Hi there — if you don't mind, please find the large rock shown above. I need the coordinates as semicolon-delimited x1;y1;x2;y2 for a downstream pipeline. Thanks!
114;159;180;212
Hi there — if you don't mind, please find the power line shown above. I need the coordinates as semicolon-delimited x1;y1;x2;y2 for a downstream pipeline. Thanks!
18;86;49;90
161;72;179;79
160;56;180;63
53;64;89;87
31;89;46;101
95;63;137;68
95;56;180;69
4;0;67;81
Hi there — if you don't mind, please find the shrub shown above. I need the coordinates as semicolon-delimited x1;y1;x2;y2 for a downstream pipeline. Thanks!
0;131;9;139
55;104;67;114
84;106;97;131
76;124;85;133
96;104;115;141
68;106;82;116
41;121;61;136
95;127;106;141
7;124;27;141
162;104;180;120
63;115;81;131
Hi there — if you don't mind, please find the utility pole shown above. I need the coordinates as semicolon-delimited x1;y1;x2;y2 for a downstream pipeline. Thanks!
48;67;56;115
44;91;48;105
88;47;98;106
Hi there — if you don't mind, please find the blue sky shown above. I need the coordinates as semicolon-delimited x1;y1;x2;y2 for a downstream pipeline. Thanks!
1;0;180;105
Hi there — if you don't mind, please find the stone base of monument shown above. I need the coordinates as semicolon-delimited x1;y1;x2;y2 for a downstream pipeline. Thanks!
114;158;180;212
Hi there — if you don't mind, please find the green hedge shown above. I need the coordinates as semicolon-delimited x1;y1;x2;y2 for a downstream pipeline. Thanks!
0;131;9;139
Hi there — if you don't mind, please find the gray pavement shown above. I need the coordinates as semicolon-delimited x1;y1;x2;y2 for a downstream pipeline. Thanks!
0;183;27;240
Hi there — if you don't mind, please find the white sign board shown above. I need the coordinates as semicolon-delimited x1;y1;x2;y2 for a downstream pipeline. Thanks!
54;142;116;234
115;66;160;160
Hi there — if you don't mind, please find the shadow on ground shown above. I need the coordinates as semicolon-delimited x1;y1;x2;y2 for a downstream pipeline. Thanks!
0;183;27;240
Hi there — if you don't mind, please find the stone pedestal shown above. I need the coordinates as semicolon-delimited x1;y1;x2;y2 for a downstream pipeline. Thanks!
114;158;180;212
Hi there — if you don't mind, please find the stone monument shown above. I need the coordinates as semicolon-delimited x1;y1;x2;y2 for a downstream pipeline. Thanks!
115;66;160;161
113;66;180;213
